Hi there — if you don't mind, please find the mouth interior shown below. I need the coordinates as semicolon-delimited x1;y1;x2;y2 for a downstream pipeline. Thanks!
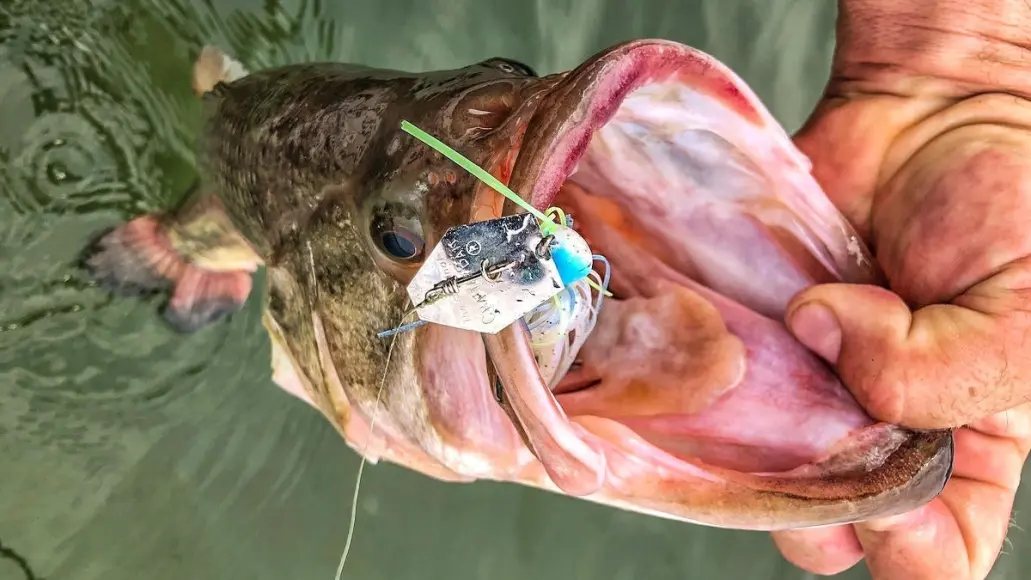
500;53;906;485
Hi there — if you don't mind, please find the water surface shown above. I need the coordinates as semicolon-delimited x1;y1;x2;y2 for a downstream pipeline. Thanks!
1;1;1027;579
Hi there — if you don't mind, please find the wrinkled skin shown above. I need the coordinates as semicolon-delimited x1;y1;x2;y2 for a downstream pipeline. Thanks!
768;1;1031;578
174;40;955;531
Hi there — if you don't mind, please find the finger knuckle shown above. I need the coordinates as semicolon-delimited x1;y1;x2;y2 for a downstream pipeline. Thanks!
852;361;907;425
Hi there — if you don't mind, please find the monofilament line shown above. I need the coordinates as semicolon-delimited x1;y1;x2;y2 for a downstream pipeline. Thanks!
333;307;417;580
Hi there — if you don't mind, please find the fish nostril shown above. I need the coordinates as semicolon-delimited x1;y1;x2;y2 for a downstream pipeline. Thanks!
457;89;519;139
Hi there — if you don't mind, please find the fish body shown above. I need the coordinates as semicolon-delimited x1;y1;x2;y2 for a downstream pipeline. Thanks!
84;41;953;531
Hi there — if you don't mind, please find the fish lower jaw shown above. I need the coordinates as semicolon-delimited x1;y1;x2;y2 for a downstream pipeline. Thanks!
503;413;950;531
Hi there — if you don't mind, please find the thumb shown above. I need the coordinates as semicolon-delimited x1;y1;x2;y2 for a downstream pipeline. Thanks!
785;282;1026;429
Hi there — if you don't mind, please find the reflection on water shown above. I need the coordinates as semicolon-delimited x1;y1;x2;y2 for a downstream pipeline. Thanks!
0;0;1026;579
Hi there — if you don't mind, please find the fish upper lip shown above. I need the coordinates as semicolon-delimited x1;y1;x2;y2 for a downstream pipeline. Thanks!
509;39;773;211
484;41;710;494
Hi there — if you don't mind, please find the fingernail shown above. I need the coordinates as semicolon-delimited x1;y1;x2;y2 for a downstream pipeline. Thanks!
788;302;842;363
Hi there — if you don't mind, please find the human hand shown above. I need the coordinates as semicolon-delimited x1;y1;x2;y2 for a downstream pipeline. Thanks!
770;1;1031;578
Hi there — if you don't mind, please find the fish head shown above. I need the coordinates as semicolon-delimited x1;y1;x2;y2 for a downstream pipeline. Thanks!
267;54;559;481
271;40;955;530
338;56;560;286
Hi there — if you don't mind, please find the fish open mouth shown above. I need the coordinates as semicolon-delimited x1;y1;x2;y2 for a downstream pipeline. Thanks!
483;40;954;529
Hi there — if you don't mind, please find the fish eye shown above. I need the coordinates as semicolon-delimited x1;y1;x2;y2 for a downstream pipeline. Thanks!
378;228;424;260
485;58;538;78
370;211;426;262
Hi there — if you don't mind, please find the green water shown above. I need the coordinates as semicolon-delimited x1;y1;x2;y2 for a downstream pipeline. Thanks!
0;1;1027;578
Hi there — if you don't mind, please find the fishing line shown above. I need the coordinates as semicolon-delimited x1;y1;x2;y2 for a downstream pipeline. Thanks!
591;254;612;312
333;306;417;580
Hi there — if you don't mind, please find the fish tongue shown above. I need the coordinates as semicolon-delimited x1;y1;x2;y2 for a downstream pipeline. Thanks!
484;322;607;496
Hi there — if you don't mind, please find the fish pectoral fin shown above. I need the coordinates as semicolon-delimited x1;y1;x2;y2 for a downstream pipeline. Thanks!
82;188;262;333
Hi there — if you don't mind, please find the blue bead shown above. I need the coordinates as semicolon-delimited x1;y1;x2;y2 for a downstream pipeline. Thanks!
549;226;593;287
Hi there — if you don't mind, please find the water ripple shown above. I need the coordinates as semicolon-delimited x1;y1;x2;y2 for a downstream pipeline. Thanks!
0;2;269;522
6;2;1027;580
